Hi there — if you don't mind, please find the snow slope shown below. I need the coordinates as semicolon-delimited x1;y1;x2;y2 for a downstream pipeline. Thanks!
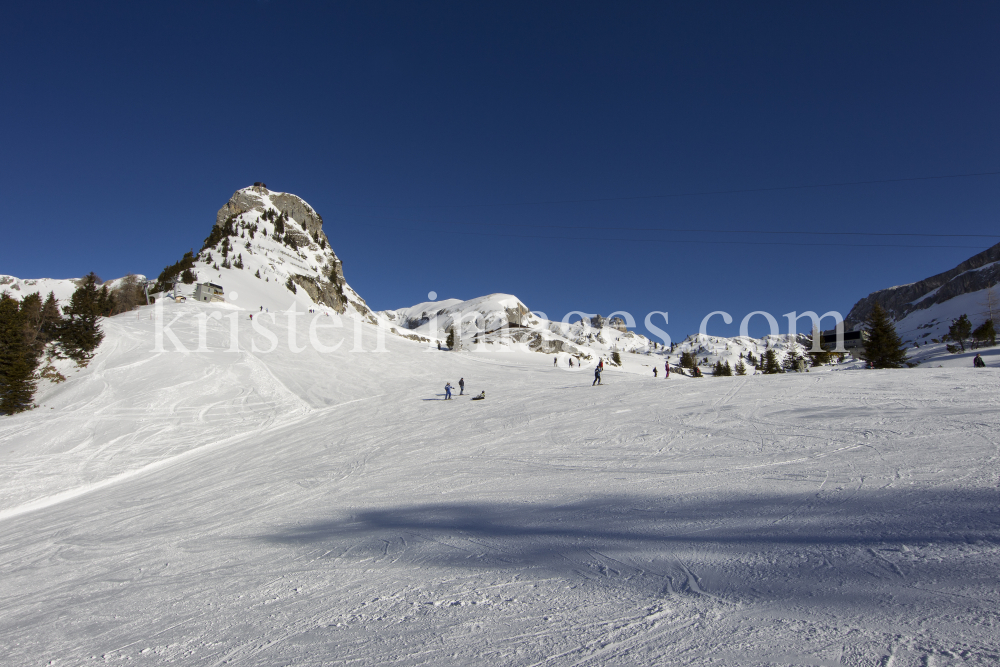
1;301;999;665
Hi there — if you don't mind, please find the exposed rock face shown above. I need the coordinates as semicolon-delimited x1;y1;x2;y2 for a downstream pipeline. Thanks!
845;241;1000;328
216;189;267;228
269;193;324;237
208;186;369;318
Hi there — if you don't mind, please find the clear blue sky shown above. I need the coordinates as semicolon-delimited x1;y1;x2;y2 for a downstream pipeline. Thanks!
2;1;998;340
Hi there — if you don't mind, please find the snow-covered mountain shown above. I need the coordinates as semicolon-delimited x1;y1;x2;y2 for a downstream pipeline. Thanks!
845;240;1000;343
170;184;376;320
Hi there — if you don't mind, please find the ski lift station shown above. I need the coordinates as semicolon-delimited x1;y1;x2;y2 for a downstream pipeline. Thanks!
194;282;225;303
821;329;868;351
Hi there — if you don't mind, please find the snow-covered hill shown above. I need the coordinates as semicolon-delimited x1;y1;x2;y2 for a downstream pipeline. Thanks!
379;293;657;366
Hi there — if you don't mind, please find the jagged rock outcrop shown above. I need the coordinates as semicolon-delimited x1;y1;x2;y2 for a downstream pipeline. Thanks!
845;242;1000;328
199;186;371;317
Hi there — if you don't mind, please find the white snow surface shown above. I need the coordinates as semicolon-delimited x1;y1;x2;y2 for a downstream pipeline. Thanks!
1;300;999;665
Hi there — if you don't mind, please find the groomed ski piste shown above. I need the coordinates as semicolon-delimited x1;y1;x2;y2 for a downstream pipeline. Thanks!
2;295;1000;666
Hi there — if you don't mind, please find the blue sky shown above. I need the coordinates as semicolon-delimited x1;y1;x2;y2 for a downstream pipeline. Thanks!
2;1;998;340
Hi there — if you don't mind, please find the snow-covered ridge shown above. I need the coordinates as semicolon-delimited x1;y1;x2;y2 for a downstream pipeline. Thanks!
0;274;146;306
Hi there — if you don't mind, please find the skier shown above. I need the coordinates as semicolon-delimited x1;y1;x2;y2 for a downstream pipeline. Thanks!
974;353;986;368
653;367;658;377
593;366;602;386
459;377;465;395
471;391;486;400
599;358;604;370
444;382;453;400
554;357;558;366
569;358;573;367
665;362;670;378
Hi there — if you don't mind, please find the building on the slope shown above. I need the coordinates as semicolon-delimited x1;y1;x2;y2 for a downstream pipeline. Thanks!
251;182;268;193
821;329;868;351
194;282;225;303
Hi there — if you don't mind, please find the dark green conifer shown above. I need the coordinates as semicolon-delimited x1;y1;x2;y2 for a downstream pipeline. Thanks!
973;319;996;347
0;294;40;414
860;304;908;368
762;349;783;374
60;273;105;365
948;314;972;352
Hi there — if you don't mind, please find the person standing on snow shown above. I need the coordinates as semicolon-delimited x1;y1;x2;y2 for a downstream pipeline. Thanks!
459;378;465;394
599;358;604;370
445;382;453;400
974;354;986;368
554;357;558;367
593;366;602;386
653;367;658;377
665;362;670;378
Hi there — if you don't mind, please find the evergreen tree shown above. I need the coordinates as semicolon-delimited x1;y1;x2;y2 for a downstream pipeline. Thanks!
255;269;261;279
973;319;996;347
762;349;783;374
95;285;114;317
724;360;733;376
712;360;726;376
60;273;105;365
0;294;40;414
19;293;46;356
860;303;908;369
181;268;197;284
611;351;622;366
39;292;63;345
948;314;972;352
783;347;801;372
446;328;455;350
734;359;747;375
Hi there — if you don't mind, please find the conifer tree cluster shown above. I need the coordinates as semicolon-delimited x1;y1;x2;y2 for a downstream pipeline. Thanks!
712;360;733;376
734;359;747;375
0;273;119;414
153;251;198;293
0;294;42;414
973;319;996;347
